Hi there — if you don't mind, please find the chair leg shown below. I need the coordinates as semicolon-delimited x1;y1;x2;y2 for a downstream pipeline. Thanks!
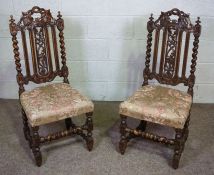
85;112;94;151
65;118;76;130
31;126;42;167
65;118;72;130
136;120;147;132
119;115;128;155
172;128;184;169
183;116;190;142
22;109;32;149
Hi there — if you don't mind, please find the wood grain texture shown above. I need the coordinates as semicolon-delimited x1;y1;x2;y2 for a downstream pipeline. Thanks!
9;6;94;167
119;8;201;169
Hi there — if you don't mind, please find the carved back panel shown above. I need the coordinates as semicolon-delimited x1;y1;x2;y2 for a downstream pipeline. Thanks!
143;8;201;96
9;6;68;96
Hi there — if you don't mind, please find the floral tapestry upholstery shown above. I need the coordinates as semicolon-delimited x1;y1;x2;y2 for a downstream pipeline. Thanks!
119;85;192;129
20;83;94;127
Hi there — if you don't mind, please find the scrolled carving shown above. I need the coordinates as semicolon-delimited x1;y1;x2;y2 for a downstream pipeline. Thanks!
34;27;49;76
163;27;178;78
17;6;54;29
9;6;70;86
143;8;201;90
154;8;193;31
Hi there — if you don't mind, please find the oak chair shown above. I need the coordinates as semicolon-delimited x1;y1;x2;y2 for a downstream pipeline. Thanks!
119;9;201;169
9;6;94;166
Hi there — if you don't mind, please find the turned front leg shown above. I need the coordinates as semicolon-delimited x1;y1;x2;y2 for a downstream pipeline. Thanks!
172;128;184;169
31;126;42;167
86;112;94;151
22;109;31;146
119;115;128;155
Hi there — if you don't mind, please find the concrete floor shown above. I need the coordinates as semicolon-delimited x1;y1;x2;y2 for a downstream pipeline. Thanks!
0;99;214;175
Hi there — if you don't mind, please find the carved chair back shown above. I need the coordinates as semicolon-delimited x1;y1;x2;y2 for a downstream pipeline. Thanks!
9;6;68;96
143;9;201;96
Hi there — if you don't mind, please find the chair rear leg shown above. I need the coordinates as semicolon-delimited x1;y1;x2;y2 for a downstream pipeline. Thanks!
86;112;94;151
31;126;42;167
172;128;184;169
136;120;147;132
119;115;128;155
65;118;75;130
65;118;71;130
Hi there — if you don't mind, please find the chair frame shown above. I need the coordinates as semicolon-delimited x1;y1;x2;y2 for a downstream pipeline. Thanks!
9;6;94;166
119;8;201;169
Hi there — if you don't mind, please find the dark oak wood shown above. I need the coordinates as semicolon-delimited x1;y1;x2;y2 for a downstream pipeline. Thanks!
119;115;128;155
85;112;94;151
119;8;201;169
31;126;42;167
9;6;69;89
65;118;75;130
136;120;147;132
9;6;94;166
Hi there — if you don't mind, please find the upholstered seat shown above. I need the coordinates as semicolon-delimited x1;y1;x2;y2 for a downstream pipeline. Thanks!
21;83;94;127
118;9;201;169
10;7;95;166
119;85;192;129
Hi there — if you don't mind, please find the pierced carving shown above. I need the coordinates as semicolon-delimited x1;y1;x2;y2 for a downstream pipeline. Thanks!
153;8;193;31
122;9;201;169
17;6;54;29
163;27;178;78
9;6;69;86
34;27;48;76
143;8;201;89
9;6;94;167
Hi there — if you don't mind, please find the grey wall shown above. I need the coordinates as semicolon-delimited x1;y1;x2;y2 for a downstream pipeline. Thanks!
0;0;214;102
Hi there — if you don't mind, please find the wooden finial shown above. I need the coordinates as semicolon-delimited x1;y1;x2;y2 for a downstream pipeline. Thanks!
57;11;62;18
149;13;154;21
196;17;201;24
10;15;15;23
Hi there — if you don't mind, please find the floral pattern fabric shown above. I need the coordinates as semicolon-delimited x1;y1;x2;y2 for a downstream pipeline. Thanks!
20;83;94;127
119;85;192;129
